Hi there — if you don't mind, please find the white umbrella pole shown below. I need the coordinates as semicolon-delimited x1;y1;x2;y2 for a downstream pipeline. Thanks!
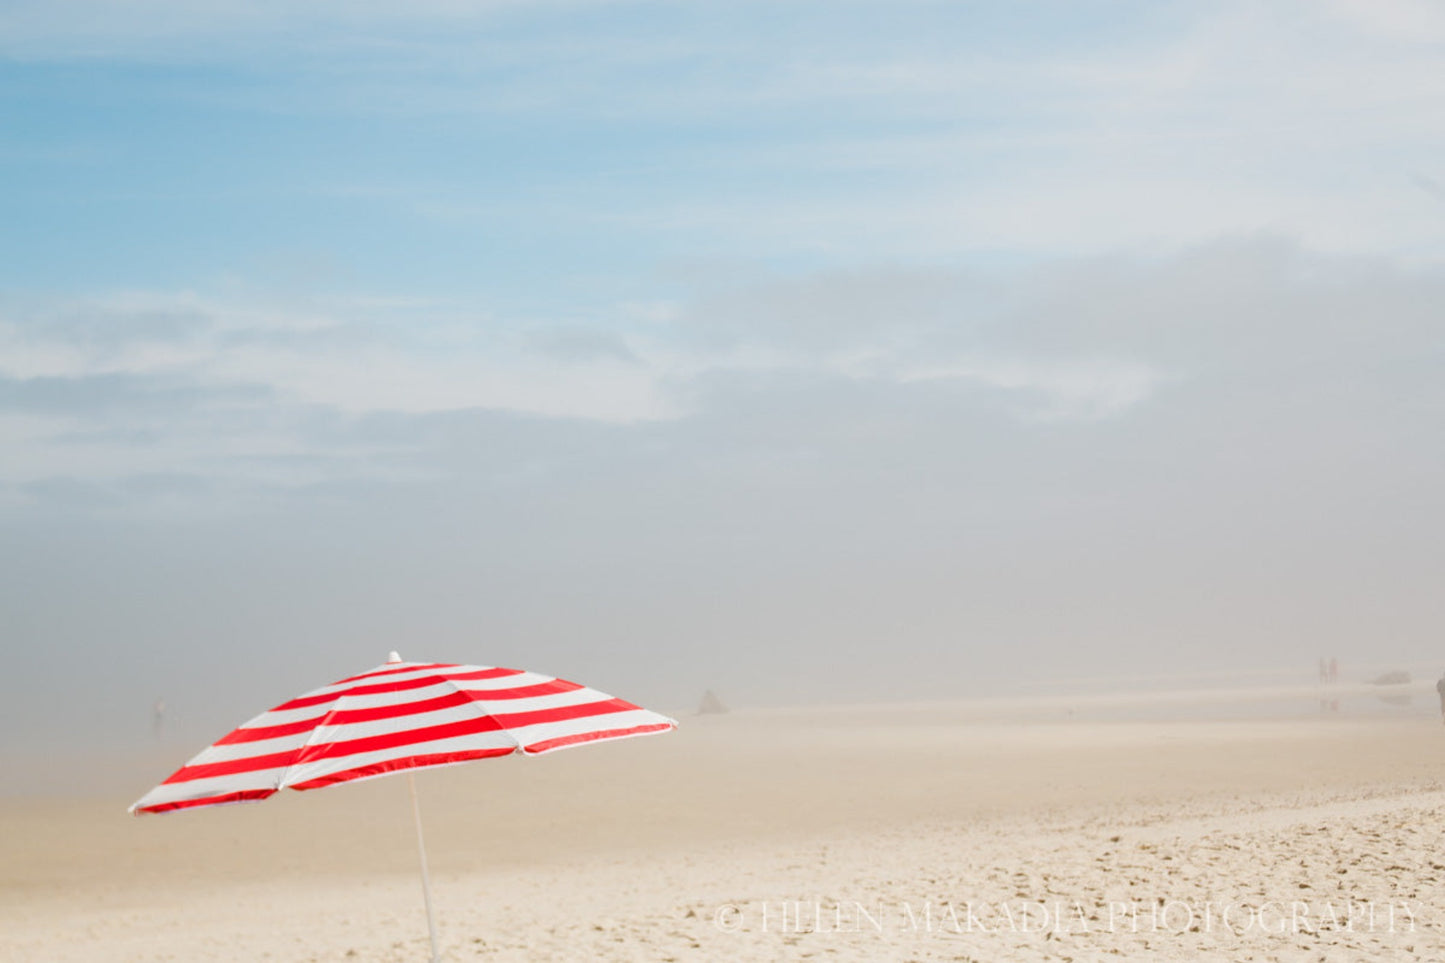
408;772;442;963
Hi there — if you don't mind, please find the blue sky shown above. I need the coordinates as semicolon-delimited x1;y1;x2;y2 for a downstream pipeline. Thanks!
2;1;1444;748
6;0;1439;302
0;3;1149;299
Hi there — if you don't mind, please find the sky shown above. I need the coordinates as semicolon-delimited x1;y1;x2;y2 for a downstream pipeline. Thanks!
2;0;1444;752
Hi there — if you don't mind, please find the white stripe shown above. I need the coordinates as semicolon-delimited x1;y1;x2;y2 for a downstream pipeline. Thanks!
188;683;612;767
175;730;315;766
461;685;617;716
232;705;329;730
447;670;549;693
229;673;598;740
298;688;620;747
130;766;288;810
514;708;671;750
268;663;476;706
303;703;490;747
235;666;541;729
241;679;461;727
279;730;521;788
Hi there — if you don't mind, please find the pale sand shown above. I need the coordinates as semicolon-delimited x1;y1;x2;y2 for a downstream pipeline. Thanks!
4;705;1445;961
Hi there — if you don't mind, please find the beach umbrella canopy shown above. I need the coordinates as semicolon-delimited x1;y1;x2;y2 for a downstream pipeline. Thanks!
131;652;677;814
131;653;677;961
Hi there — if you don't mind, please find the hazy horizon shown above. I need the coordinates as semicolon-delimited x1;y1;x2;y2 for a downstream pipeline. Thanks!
3;1;1444;759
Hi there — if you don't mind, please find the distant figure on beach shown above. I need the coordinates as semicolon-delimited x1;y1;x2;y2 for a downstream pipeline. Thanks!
1436;673;1445;725
1318;657;1340;713
153;698;166;739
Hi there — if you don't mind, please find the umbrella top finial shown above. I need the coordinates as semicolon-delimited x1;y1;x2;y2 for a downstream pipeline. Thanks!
387;651;402;664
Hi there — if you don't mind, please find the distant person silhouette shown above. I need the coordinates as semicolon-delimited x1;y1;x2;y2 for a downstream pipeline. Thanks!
1436;673;1445;725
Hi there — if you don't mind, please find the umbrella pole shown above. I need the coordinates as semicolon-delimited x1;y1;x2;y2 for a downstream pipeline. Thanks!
408;772;442;963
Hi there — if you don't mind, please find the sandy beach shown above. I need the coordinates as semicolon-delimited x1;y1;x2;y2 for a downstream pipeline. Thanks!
4;701;1445;962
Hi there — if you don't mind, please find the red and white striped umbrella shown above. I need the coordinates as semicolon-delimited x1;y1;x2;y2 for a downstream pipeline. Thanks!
132;653;677;814
131;653;676;962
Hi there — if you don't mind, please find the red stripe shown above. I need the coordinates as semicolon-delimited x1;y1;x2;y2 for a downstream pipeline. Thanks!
274;667;522;711
163;749;299;784
163;695;636;784
132;789;276;815
295;714;507;762
215;680;587;746
488;696;636;730
275;676;440;711
458;679;584;701
331;662;459;686
218;690;475;745
332;688;474;722
215;715;325;746
294;696;636;763
137;722;672;809
288;748;516;790
524;722;675;755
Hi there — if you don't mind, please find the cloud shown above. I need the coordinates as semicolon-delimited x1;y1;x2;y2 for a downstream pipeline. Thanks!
0;291;673;418
0;291;678;497
901;357;1163;421
3;236;1439;514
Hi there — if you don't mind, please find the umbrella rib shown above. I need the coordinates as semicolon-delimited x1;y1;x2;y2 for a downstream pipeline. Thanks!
276;671;526;791
449;677;527;755
275;693;352;791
